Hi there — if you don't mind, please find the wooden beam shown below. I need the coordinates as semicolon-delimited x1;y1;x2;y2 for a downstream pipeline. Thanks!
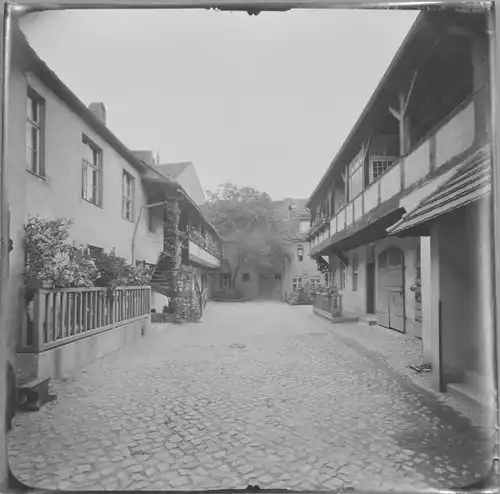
389;106;402;121
398;93;406;156
403;69;419;115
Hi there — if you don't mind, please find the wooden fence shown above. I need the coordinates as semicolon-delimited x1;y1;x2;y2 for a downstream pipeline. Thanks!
312;292;343;318
21;286;151;352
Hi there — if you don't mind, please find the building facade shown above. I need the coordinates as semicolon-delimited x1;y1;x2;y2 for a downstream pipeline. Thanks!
306;11;494;410
5;24;222;382
276;199;325;300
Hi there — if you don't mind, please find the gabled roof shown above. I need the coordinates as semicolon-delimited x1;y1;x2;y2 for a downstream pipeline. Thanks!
273;198;311;241
157;162;192;179
13;22;222;242
387;146;491;236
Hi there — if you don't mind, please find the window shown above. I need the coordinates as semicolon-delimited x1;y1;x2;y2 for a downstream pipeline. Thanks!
148;209;155;233
26;91;45;176
299;220;310;234
310;277;321;289
339;262;347;290
348;150;364;201
122;170;135;221
352;254;359;291
370;158;397;182
221;273;230;289
82;136;102;206
242;273;250;282
292;277;302;290
274;273;282;281
87;245;103;258
297;244;304;262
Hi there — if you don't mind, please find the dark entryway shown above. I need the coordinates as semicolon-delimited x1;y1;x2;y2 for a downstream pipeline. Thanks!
258;273;281;300
366;261;376;314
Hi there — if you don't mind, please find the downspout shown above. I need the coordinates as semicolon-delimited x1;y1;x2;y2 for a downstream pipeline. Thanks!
131;200;170;264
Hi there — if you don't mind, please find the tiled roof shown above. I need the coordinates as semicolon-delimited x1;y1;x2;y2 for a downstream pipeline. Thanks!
157;162;192;179
273;198;311;240
388;146;491;235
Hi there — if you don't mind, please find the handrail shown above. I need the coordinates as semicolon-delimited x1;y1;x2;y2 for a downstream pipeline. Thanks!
22;285;151;353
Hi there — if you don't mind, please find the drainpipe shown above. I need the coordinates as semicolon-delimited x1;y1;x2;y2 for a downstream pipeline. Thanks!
131;200;171;264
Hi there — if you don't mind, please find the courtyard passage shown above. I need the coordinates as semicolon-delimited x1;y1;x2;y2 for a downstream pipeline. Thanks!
8;302;490;491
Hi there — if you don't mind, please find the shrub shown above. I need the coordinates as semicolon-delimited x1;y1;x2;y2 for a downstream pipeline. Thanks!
93;250;152;290
24;217;98;288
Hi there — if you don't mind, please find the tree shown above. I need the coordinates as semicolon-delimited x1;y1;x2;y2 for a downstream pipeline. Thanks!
204;181;290;290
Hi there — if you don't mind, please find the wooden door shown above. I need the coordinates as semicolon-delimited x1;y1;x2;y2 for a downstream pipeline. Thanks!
377;247;405;333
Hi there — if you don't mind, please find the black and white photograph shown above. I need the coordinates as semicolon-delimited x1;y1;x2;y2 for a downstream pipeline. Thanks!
0;1;498;492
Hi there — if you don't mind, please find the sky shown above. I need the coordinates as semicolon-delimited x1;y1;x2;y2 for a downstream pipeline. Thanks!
19;8;418;201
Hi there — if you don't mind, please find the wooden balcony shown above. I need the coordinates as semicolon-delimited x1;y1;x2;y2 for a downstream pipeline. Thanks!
310;89;478;256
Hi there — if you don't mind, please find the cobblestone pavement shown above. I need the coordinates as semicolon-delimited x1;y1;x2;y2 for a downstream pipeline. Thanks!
8;302;491;492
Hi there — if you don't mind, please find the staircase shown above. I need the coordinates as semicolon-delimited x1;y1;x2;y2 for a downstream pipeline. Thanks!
150;252;176;298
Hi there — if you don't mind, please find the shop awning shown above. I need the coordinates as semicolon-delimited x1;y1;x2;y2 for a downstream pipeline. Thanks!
388;146;491;236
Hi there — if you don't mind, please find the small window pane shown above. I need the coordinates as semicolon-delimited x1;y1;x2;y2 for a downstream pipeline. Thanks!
27;96;38;121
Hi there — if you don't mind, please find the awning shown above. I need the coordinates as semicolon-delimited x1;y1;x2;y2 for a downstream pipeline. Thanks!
388;146;491;236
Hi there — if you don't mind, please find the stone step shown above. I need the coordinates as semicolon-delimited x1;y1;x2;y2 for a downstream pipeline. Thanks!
18;377;56;412
359;315;378;326
331;316;360;324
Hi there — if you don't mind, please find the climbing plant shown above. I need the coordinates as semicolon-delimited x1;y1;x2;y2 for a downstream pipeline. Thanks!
315;257;330;282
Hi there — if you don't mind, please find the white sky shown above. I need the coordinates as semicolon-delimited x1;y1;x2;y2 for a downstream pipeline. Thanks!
19;8;418;200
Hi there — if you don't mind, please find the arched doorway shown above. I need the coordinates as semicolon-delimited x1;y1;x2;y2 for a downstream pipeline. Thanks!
377;247;405;333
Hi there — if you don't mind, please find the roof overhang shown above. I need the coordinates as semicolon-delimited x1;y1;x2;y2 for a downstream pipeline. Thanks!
388;146;491;237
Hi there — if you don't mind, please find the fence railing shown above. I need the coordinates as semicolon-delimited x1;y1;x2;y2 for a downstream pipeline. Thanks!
21;286;151;352
312;292;343;318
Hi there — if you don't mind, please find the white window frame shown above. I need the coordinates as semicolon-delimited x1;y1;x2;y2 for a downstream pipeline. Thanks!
26;90;45;177
82;136;102;206
292;277;302;291
310;277;321;289
122;170;135;221
369;156;398;183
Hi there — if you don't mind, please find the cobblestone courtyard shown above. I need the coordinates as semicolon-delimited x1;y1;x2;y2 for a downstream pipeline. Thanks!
8;302;491;491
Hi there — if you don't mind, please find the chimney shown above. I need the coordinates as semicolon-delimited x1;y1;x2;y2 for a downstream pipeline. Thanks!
89;102;106;125
132;150;155;166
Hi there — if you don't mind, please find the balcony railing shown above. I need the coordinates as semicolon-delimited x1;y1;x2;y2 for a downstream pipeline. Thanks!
21;286;151;352
188;228;222;260
310;90;478;251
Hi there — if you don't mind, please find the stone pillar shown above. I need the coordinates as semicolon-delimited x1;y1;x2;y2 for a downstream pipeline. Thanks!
420;236;432;363
429;223;443;392
163;200;182;323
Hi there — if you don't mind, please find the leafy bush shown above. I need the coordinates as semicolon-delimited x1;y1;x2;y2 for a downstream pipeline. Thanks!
93;250;152;290
24;216;153;290
24;217;98;288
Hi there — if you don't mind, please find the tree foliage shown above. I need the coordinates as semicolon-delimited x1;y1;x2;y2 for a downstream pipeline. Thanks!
204;181;289;288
